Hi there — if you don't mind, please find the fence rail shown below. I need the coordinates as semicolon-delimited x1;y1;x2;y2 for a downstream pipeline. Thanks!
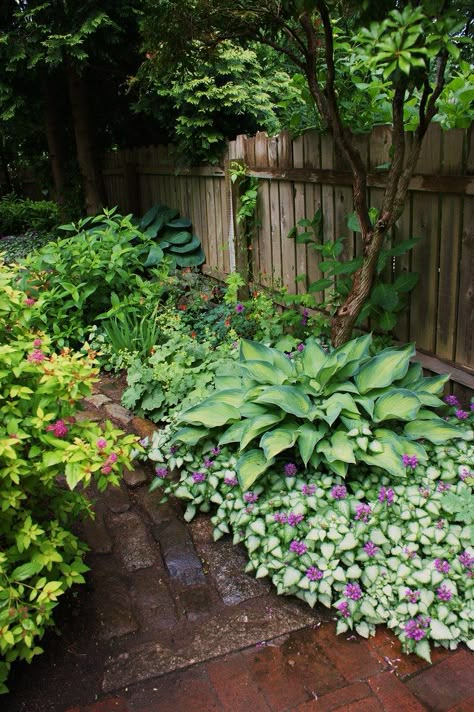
101;124;474;400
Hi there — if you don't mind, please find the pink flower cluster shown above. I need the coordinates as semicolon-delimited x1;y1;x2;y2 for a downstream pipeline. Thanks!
46;420;68;438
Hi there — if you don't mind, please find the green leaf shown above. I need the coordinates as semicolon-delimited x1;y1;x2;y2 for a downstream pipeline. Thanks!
144;244;164;268
160;228;193;245
166;218;192;229
347;212;361;232
415;640;432;663
430;619;453;641
301;338;328;378
355;344;415;394
371;283;399;311
240;339;274;362
393;272;419;293
240;360;287;385
174;247;205;267
11;561;42;581
297;423;325;466
172;426;209;446
357;443;406;477
254;385;312;418
283;566;302;588
373;389;421;422
404;418;464;444
236;449;274;490
260;422;299;459
168;235;201;253
219;421;247;445
181;401;240;428
240;413;284;450
308;278;333;292
377;311;398;332
330;431;356;463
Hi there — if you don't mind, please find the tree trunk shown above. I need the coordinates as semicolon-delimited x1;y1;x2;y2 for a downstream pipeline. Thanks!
0;137;13;194
42;77;67;209
67;67;106;215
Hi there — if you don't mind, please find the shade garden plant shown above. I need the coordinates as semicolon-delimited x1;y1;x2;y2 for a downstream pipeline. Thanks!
145;336;474;660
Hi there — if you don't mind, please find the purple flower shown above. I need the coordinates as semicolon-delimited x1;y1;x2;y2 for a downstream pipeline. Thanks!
192;471;206;483
45;419;68;438
444;395;460;406
404;616;430;641
211;447;221;456
455;409;469;420
437;482;451;493
289;540;307;555
273;512;288;524
378;486;394;505
405;588;421;604
96;438;107;449
436;519;445;530
301;308;308;326
336;601;350;618
460;468;471;482
402;454;418;469
331;485;347;500
434;558;451;574
363;541;379;557
284;463;298;477
301;483;316;496
243;491;258;503
344;583;362;600
203;458;214;469
169;445;178;454
297;343;305;352
354;503;371;522
287;512;304;527
306;566;323;581
155;467;168;478
235;303;245;313
458;551;474;570
403;547;417;560
27;349;46;363
436;584;453;602
471;403;474;411
418;486;430;498
224;475;238;486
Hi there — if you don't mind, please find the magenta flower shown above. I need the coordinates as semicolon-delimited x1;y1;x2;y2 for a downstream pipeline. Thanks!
444;394;459;406
402;454;418;469
471;403;474;411
344;583;362;600
459;468;471;482
224;476;238;486
458;551;474;570
33;338;42;348
243;491;258;503
203;458;214;469
436;584;453;602
331;485;347;500
27;349;46;363
169;445;178;454
455;409;469;420
96;438;107;449
297;343;305;352
436;519;445;530
287;512;304;527
101;465;112;475
274;512;288;524
284;463;298;477
336;601;350;618
211;447;221;456
306;566;323;581
45;419;68;438
192;472;206;483
404;616;430;641
437;482;451;493
418;486;430;498
289;540;307;555
363;541;379;557
24;297;36;306
107;452;118;464
354;503;371;522
155;467;168;478
301;309;308;327
301;483;316;496
434;558;451;574
405;588;421;604
235;303;244;313
378;486;394;505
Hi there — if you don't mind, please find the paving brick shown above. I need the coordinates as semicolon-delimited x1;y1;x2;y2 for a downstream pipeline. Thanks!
76;408;103;422
103;484;131;514
123;465;148;488
137;489;178;526
406;650;474;712
367;628;449;678
93;574;139;641
207;653;271;712
446;695;474;712
99;377;127;401
81;510;113;554
368;672;427;711
130;416;160;441
80;698;130;712
293;682;372;711
246;629;344;711
310;623;383;681
175;585;214;622
153;519;205;585
108;511;156;571
336;698;384;712
130;569;177;631
127;668;221;712
84;394;112;409
104;403;134;427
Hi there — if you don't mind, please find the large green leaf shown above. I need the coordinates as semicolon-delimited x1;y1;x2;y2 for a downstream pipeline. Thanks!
322;393;360;425
254;385;312;418
159;228;192;245
260;422;299;459
140;204;161;229
144;244;164;267
240;360;287;385
409;374;449;395
219;421;247;445
172;426;209;445
297;423;326;465
373;389;421;422
355;343;415;394
374;428;428;462
168;235;201;253
174;247;205;267
237;449;274;490
330;333;372;380
240;339;274;362
357;443;406;477
206;389;244;407
240;413;284;450
166;217;192;229
371;283;399;311
404;418;464;444
330;430;357;463
301;338;328;378
181;400;239;427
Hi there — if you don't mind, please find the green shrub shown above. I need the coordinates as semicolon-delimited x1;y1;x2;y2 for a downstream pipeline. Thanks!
0;194;60;236
0;262;140;692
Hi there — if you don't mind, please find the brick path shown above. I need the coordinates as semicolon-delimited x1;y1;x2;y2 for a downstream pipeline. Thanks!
5;375;473;712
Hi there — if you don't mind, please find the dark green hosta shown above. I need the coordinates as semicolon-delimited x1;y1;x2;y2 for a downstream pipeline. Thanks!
140;204;205;268
177;336;466;489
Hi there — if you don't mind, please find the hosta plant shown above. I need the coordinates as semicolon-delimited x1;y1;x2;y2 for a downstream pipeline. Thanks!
177;336;465;489
146;415;474;661
0;263;140;692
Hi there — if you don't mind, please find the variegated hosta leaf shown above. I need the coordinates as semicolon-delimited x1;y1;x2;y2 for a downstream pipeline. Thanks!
357;442;406;477
236;448;274;490
254;385;312;418
180;400;240;427
326;333;372;380
172;426;209;445
355;343;416;394
374;428;428;461
297;423;326;465
373;389;421;422
404;417;465;444
240;413;284;450
218;420;247;445
240;360;288;385
330;430;357;463
301;338;328;378
260;422;299;460
408;373;450;395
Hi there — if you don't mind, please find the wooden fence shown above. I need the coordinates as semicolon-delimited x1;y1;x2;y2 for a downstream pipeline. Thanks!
101;125;474;399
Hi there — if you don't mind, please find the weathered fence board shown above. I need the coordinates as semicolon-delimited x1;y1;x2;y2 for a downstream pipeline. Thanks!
101;123;474;394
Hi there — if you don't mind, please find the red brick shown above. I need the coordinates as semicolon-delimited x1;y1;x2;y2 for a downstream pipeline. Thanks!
368;672;426;711
447;695;474;712
128;668;221;712
81;699;130;712
207;652;271;712
310;623;383;681
407;650;474;712
367;628;451;679
293;681;372;711
246;631;344;711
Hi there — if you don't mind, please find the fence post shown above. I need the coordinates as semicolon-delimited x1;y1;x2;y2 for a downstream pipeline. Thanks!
227;158;251;299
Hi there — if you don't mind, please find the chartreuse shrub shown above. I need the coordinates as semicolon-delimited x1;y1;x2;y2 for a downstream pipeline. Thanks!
146;407;473;661
0;262;139;692
177;336;466;488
